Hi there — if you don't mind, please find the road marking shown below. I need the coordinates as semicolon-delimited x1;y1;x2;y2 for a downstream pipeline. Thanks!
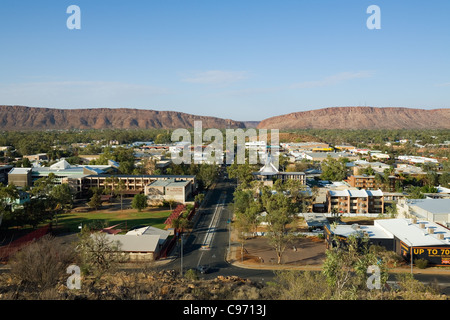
199;194;226;251
197;251;205;267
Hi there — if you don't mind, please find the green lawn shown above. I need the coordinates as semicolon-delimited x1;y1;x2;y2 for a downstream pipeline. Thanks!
57;209;172;233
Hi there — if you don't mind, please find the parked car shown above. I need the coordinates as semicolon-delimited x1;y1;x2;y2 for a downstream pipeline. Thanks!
197;265;210;274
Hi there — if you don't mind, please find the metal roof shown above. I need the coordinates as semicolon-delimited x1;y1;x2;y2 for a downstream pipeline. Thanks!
375;218;450;247
408;199;450;214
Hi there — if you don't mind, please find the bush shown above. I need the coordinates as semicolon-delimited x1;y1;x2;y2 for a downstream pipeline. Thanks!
415;258;429;269
184;268;199;281
9;234;75;288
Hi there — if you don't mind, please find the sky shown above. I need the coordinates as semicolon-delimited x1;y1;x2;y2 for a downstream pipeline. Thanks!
0;0;449;121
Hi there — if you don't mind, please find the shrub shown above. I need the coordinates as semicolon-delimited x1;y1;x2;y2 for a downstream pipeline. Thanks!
184;268;199;281
415;258;429;269
9;234;75;288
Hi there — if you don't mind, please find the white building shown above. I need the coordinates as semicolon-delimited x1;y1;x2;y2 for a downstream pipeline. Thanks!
397;198;450;228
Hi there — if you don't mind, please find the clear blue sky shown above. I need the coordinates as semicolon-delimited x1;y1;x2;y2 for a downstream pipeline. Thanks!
0;0;449;121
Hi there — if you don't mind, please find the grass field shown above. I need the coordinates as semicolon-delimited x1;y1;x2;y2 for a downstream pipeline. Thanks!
57;207;172;233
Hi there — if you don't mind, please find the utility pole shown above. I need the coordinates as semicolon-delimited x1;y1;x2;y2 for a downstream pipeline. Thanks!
180;234;184;277
404;238;413;275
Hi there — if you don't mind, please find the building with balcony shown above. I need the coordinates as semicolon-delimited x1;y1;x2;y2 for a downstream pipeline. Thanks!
346;174;396;192
326;189;384;214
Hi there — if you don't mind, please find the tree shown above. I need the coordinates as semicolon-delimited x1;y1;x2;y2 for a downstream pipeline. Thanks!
197;164;219;190
439;172;450;188
320;157;348;182
104;177;126;211
166;198;178;211
322;234;389;299
88;188;103;210
232;188;263;257
171;214;191;234
194;193;205;206
261;190;295;264
407;186;425;199
31;173;57;197
227;160;256;189
76;226;125;284
131;193;148;212
49;183;73;225
0;183;19;228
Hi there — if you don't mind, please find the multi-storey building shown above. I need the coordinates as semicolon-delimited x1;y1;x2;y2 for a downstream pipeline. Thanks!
346;174;396;192
326;189;384;214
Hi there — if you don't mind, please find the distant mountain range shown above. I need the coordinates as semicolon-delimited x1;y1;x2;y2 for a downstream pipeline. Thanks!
0;105;449;131
257;107;450;130
0;105;245;130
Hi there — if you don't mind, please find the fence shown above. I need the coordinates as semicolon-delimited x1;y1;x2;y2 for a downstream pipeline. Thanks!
159;203;198;259
0;224;51;262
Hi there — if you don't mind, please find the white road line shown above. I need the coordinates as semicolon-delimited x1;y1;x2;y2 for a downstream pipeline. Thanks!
200;194;226;250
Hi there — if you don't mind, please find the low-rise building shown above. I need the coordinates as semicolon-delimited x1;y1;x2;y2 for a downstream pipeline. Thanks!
100;230;168;261
346;174;396;191
252;155;305;186
299;152;357;162
82;174;196;197
375;218;450;266
324;218;450;266
23;153;48;162
326;189;384;214
145;179;194;204
7;168;32;188
397;198;450;227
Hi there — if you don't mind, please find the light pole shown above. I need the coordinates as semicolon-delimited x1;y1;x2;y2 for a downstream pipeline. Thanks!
180;234;184;277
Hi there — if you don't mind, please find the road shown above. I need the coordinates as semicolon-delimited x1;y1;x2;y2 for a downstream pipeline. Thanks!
159;173;275;284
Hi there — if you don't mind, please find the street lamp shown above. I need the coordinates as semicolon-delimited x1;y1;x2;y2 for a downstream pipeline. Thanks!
180;234;184;277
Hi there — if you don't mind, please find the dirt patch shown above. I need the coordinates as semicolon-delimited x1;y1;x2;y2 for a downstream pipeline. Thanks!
241;236;326;266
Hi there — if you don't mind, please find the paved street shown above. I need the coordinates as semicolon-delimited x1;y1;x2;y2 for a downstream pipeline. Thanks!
160;173;277;283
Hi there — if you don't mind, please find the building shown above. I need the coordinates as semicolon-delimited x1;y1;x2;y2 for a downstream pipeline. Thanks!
325;218;450;266
324;223;394;250
299;152;357;162
252;155;305;186
326;189;384;214
100;228;169;261
145;178;194;204
23;153;48;162
346;174;396;191
375;218;450;266
30;159;118;193
348;160;392;174
335;145;356;152
7;168;32;188
81;174;196;197
397;198;450;227
398;155;439;164
302;212;330;231
281;142;330;153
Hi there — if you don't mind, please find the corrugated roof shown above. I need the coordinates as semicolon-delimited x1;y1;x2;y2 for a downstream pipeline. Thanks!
102;234;161;252
375;218;450;246
408;199;450;214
